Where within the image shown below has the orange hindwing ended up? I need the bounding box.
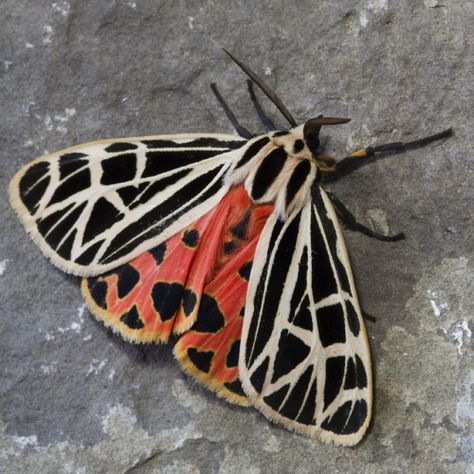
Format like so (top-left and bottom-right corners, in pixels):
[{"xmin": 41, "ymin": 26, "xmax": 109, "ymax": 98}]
[{"xmin": 82, "ymin": 185, "xmax": 273, "ymax": 402}]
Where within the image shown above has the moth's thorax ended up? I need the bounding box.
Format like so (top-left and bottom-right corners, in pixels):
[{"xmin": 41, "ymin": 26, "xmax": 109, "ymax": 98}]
[{"xmin": 225, "ymin": 127, "xmax": 318, "ymax": 219}]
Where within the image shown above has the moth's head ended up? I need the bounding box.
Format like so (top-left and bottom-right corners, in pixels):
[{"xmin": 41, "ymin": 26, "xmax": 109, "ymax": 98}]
[
  {"xmin": 303, "ymin": 115, "xmax": 351, "ymax": 155},
  {"xmin": 272, "ymin": 116, "xmax": 351, "ymax": 171}
]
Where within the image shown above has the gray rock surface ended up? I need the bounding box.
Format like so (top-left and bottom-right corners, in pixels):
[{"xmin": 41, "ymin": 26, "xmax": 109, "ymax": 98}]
[{"xmin": 1, "ymin": 1, "xmax": 472, "ymax": 472}]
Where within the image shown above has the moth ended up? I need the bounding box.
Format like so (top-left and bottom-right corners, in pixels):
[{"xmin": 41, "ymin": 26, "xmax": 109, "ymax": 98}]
[{"xmin": 9, "ymin": 50, "xmax": 452, "ymax": 446}]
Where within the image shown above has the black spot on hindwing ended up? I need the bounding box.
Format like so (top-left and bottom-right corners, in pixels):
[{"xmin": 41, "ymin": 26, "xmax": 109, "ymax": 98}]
[
  {"xmin": 187, "ymin": 348, "xmax": 213, "ymax": 373},
  {"xmin": 182, "ymin": 229, "xmax": 199, "ymax": 247},
  {"xmin": 149, "ymin": 243, "xmax": 166, "ymax": 265},
  {"xmin": 226, "ymin": 340, "xmax": 240, "ymax": 368},
  {"xmin": 224, "ymin": 379, "xmax": 246, "ymax": 397},
  {"xmin": 193, "ymin": 295, "xmax": 224, "ymax": 333},
  {"xmin": 151, "ymin": 282, "xmax": 184, "ymax": 321},
  {"xmin": 116, "ymin": 264, "xmax": 140, "ymax": 298},
  {"xmin": 182, "ymin": 289, "xmax": 197, "ymax": 317},
  {"xmin": 224, "ymin": 241, "xmax": 238, "ymax": 254},
  {"xmin": 120, "ymin": 306, "xmax": 144, "ymax": 329},
  {"xmin": 238, "ymin": 261, "xmax": 252, "ymax": 281},
  {"xmin": 231, "ymin": 210, "xmax": 251, "ymax": 240},
  {"xmin": 87, "ymin": 278, "xmax": 108, "ymax": 309}
]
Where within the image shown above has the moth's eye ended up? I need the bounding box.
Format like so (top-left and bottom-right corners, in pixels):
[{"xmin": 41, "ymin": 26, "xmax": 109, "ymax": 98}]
[
  {"xmin": 305, "ymin": 135, "xmax": 320, "ymax": 154},
  {"xmin": 293, "ymin": 139, "xmax": 305, "ymax": 154}
]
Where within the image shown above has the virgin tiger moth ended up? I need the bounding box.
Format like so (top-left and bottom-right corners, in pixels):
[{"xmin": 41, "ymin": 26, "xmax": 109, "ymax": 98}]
[{"xmin": 8, "ymin": 51, "xmax": 453, "ymax": 446}]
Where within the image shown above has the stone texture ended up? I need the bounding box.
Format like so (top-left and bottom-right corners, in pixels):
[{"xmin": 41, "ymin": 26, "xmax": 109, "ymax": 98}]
[{"xmin": 1, "ymin": 1, "xmax": 472, "ymax": 472}]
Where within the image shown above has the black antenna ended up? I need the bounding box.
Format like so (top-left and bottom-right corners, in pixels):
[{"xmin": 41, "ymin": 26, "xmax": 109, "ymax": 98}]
[
  {"xmin": 223, "ymin": 49, "xmax": 297, "ymax": 127},
  {"xmin": 303, "ymin": 116, "xmax": 351, "ymax": 139}
]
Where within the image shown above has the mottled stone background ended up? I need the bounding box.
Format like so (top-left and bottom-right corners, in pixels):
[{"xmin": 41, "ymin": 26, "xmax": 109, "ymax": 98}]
[{"xmin": 1, "ymin": 1, "xmax": 472, "ymax": 473}]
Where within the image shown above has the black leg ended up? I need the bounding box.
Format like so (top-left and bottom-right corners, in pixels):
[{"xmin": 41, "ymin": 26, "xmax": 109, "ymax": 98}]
[
  {"xmin": 210, "ymin": 83, "xmax": 253, "ymax": 139},
  {"xmin": 246, "ymin": 80, "xmax": 277, "ymax": 131},
  {"xmin": 327, "ymin": 192, "xmax": 405, "ymax": 242},
  {"xmin": 362, "ymin": 311, "xmax": 376, "ymax": 323},
  {"xmin": 322, "ymin": 128, "xmax": 454, "ymax": 182}
]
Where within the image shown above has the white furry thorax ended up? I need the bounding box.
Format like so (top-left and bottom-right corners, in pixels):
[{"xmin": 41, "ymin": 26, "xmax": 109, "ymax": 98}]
[{"xmin": 225, "ymin": 125, "xmax": 318, "ymax": 219}]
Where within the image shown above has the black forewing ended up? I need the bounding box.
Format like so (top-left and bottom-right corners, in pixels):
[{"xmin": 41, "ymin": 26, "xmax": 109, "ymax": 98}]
[
  {"xmin": 9, "ymin": 134, "xmax": 246, "ymax": 276},
  {"xmin": 239, "ymin": 185, "xmax": 372, "ymax": 446}
]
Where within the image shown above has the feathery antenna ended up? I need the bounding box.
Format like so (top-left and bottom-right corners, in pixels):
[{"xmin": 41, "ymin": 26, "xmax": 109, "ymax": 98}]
[{"xmin": 223, "ymin": 49, "xmax": 297, "ymax": 127}]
